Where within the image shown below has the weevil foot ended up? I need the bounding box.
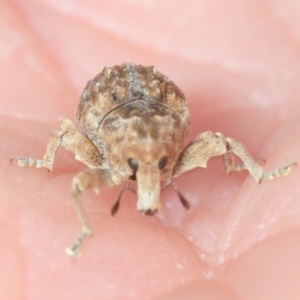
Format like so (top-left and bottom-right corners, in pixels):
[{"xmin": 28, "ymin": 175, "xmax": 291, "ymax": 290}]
[
  {"xmin": 262, "ymin": 162, "xmax": 297, "ymax": 181},
  {"xmin": 66, "ymin": 229, "xmax": 92, "ymax": 260}
]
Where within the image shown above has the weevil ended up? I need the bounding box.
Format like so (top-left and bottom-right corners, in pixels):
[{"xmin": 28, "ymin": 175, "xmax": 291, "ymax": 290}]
[{"xmin": 11, "ymin": 63, "xmax": 295, "ymax": 258}]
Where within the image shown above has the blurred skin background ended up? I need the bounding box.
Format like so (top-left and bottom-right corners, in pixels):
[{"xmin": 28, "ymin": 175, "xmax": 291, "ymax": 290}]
[{"xmin": 1, "ymin": 1, "xmax": 300, "ymax": 299}]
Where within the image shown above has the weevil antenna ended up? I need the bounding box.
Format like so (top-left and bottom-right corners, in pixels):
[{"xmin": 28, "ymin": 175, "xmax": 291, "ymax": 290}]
[
  {"xmin": 111, "ymin": 184, "xmax": 136, "ymax": 216},
  {"xmin": 162, "ymin": 180, "xmax": 190, "ymax": 210}
]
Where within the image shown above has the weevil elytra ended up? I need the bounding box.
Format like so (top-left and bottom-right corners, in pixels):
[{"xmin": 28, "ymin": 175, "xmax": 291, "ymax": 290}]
[{"xmin": 11, "ymin": 63, "xmax": 295, "ymax": 258}]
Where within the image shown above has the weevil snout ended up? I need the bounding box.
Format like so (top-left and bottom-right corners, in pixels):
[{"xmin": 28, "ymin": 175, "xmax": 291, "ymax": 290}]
[
  {"xmin": 124, "ymin": 142, "xmax": 170, "ymax": 215},
  {"xmin": 135, "ymin": 160, "xmax": 162, "ymax": 214}
]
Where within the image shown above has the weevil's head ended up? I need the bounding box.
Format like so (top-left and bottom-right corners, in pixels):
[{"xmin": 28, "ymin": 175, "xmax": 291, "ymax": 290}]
[{"xmin": 100, "ymin": 100, "xmax": 187, "ymax": 215}]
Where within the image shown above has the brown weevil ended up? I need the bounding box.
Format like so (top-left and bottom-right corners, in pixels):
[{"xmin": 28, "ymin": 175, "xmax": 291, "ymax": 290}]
[{"xmin": 11, "ymin": 63, "xmax": 295, "ymax": 258}]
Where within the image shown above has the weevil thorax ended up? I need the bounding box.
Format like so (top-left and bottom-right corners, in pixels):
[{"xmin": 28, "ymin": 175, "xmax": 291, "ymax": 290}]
[{"xmin": 76, "ymin": 63, "xmax": 190, "ymax": 215}]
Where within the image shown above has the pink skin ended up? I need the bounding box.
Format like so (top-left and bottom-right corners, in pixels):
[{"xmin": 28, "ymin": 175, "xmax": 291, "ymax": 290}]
[{"xmin": 1, "ymin": 1, "xmax": 300, "ymax": 299}]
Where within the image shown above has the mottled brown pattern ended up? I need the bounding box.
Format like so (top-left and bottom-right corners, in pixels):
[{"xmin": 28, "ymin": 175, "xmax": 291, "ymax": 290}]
[
  {"xmin": 76, "ymin": 63, "xmax": 190, "ymax": 151},
  {"xmin": 11, "ymin": 63, "xmax": 295, "ymax": 259}
]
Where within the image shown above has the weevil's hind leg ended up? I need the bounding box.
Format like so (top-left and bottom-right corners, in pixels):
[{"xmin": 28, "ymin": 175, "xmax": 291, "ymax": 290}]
[
  {"xmin": 221, "ymin": 133, "xmax": 296, "ymax": 183},
  {"xmin": 66, "ymin": 169, "xmax": 115, "ymax": 259},
  {"xmin": 11, "ymin": 117, "xmax": 104, "ymax": 171}
]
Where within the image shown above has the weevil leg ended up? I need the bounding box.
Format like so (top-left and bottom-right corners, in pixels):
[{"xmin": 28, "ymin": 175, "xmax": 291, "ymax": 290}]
[
  {"xmin": 173, "ymin": 131, "xmax": 295, "ymax": 183},
  {"xmin": 262, "ymin": 163, "xmax": 297, "ymax": 180},
  {"xmin": 11, "ymin": 117, "xmax": 104, "ymax": 171},
  {"xmin": 172, "ymin": 131, "xmax": 228, "ymax": 177},
  {"xmin": 10, "ymin": 130, "xmax": 64, "ymax": 171},
  {"xmin": 221, "ymin": 133, "xmax": 296, "ymax": 182},
  {"xmin": 223, "ymin": 151, "xmax": 265, "ymax": 174},
  {"xmin": 66, "ymin": 169, "xmax": 115, "ymax": 259}
]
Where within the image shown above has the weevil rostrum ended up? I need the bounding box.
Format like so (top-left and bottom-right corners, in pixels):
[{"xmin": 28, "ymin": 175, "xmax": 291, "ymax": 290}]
[{"xmin": 11, "ymin": 63, "xmax": 295, "ymax": 258}]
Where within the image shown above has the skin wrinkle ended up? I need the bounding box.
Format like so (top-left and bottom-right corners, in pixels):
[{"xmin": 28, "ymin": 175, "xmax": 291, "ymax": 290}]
[
  {"xmin": 0, "ymin": 110, "xmax": 53, "ymax": 123},
  {"xmin": 264, "ymin": 0, "xmax": 300, "ymax": 50},
  {"xmin": 218, "ymin": 179, "xmax": 262, "ymax": 256}
]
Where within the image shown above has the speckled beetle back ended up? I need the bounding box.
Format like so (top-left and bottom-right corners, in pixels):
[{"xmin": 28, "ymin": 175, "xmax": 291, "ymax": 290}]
[{"xmin": 76, "ymin": 63, "xmax": 190, "ymax": 148}]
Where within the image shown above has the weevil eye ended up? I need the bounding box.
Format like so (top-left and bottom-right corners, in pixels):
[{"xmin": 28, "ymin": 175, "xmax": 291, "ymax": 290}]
[
  {"xmin": 158, "ymin": 156, "xmax": 168, "ymax": 170},
  {"xmin": 128, "ymin": 158, "xmax": 139, "ymax": 171}
]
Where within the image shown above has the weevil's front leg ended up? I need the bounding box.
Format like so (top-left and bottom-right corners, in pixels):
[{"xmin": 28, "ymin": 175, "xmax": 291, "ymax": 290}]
[
  {"xmin": 11, "ymin": 130, "xmax": 63, "ymax": 171},
  {"xmin": 173, "ymin": 131, "xmax": 295, "ymax": 183},
  {"xmin": 223, "ymin": 152, "xmax": 265, "ymax": 174},
  {"xmin": 66, "ymin": 169, "xmax": 115, "ymax": 259},
  {"xmin": 11, "ymin": 117, "xmax": 103, "ymax": 171},
  {"xmin": 173, "ymin": 131, "xmax": 228, "ymax": 177},
  {"xmin": 220, "ymin": 133, "xmax": 295, "ymax": 182}
]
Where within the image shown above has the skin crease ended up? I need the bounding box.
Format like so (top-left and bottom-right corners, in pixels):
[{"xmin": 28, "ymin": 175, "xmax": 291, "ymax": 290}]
[{"xmin": 1, "ymin": 0, "xmax": 300, "ymax": 299}]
